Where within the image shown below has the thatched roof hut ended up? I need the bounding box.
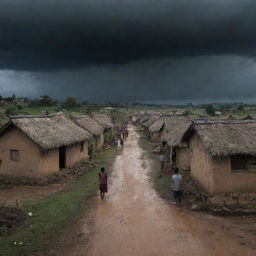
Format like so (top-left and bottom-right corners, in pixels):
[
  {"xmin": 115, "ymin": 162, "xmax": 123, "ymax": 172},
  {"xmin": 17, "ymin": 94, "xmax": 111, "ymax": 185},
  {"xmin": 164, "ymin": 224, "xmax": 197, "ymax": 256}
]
[
  {"xmin": 72, "ymin": 116, "xmax": 104, "ymax": 136},
  {"xmin": 182, "ymin": 120, "xmax": 256, "ymax": 157},
  {"xmin": 143, "ymin": 116, "xmax": 160, "ymax": 128},
  {"xmin": 226, "ymin": 115, "xmax": 236, "ymax": 120},
  {"xmin": 242, "ymin": 115, "xmax": 254, "ymax": 120},
  {"xmin": 0, "ymin": 113, "xmax": 92, "ymax": 150},
  {"xmin": 92, "ymin": 114, "xmax": 113, "ymax": 130}
]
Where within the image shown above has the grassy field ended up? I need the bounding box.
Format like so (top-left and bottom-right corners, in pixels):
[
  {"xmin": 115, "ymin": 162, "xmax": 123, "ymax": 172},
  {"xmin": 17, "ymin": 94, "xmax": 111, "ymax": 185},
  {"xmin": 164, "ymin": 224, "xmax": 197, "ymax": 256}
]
[{"xmin": 0, "ymin": 148, "xmax": 117, "ymax": 256}]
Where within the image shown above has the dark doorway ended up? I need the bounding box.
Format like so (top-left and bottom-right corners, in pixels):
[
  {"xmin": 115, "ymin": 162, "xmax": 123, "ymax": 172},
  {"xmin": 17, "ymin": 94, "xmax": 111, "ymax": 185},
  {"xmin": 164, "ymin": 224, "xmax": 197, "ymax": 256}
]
[{"xmin": 59, "ymin": 146, "xmax": 66, "ymax": 169}]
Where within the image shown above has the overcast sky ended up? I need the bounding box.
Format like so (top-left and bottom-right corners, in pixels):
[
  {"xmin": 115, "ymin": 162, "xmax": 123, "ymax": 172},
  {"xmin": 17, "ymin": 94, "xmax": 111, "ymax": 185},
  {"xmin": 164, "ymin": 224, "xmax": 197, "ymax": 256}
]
[{"xmin": 1, "ymin": 0, "xmax": 256, "ymax": 103}]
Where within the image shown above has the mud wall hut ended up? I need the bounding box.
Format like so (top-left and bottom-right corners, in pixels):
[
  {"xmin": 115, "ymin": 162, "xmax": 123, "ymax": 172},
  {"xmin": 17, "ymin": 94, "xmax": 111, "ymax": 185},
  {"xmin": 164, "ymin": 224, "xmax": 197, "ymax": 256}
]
[
  {"xmin": 0, "ymin": 113, "xmax": 92, "ymax": 178},
  {"xmin": 161, "ymin": 120, "xmax": 192, "ymax": 171},
  {"xmin": 73, "ymin": 116, "xmax": 105, "ymax": 150},
  {"xmin": 182, "ymin": 120, "xmax": 256, "ymax": 194},
  {"xmin": 92, "ymin": 114, "xmax": 114, "ymax": 144}
]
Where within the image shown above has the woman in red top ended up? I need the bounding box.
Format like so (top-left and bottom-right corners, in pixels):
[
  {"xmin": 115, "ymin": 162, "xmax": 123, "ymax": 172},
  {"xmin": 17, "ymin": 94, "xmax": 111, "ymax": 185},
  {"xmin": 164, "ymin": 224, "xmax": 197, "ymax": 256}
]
[{"xmin": 98, "ymin": 167, "xmax": 108, "ymax": 199}]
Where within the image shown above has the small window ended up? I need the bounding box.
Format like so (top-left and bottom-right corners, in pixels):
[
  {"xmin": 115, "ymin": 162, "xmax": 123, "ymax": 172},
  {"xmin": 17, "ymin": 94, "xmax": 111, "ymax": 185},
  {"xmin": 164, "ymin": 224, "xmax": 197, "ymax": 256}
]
[
  {"xmin": 10, "ymin": 150, "xmax": 19, "ymax": 162},
  {"xmin": 80, "ymin": 142, "xmax": 84, "ymax": 152},
  {"xmin": 231, "ymin": 155, "xmax": 256, "ymax": 172}
]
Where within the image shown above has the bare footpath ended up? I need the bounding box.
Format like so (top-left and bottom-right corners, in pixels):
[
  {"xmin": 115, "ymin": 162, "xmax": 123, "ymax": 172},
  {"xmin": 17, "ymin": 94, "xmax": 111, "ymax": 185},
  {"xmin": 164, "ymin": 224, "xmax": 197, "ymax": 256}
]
[{"xmin": 44, "ymin": 126, "xmax": 255, "ymax": 256}]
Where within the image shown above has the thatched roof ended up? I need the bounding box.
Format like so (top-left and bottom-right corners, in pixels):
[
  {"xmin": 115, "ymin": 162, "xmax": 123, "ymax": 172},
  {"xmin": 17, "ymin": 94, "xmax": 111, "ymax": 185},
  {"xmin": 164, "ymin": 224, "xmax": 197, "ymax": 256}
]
[
  {"xmin": 149, "ymin": 117, "xmax": 165, "ymax": 133},
  {"xmin": 226, "ymin": 115, "xmax": 236, "ymax": 120},
  {"xmin": 183, "ymin": 120, "xmax": 256, "ymax": 157},
  {"xmin": 72, "ymin": 116, "xmax": 104, "ymax": 136},
  {"xmin": 92, "ymin": 114, "xmax": 113, "ymax": 129},
  {"xmin": 139, "ymin": 115, "xmax": 150, "ymax": 124},
  {"xmin": 162, "ymin": 121, "xmax": 192, "ymax": 147},
  {"xmin": 163, "ymin": 116, "xmax": 191, "ymax": 133},
  {"xmin": 0, "ymin": 113, "xmax": 92, "ymax": 150},
  {"xmin": 242, "ymin": 115, "xmax": 254, "ymax": 120},
  {"xmin": 143, "ymin": 116, "xmax": 161, "ymax": 128}
]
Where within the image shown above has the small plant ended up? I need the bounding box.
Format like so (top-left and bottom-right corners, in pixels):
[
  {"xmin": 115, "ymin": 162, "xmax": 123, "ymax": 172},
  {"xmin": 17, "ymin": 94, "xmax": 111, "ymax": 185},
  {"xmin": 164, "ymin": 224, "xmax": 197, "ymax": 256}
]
[
  {"xmin": 200, "ymin": 203, "xmax": 209, "ymax": 212},
  {"xmin": 0, "ymin": 225, "xmax": 7, "ymax": 236}
]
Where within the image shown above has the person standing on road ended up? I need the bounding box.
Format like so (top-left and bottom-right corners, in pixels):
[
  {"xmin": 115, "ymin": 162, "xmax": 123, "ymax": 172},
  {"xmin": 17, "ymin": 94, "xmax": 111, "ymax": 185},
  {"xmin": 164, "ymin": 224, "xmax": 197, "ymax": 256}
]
[
  {"xmin": 171, "ymin": 167, "xmax": 182, "ymax": 205},
  {"xmin": 98, "ymin": 167, "xmax": 108, "ymax": 199},
  {"xmin": 120, "ymin": 137, "xmax": 124, "ymax": 150}
]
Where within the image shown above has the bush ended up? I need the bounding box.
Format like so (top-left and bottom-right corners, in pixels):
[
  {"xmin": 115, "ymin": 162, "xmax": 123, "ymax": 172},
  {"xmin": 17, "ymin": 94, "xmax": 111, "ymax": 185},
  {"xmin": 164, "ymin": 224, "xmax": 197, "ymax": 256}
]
[
  {"xmin": 205, "ymin": 105, "xmax": 215, "ymax": 116},
  {"xmin": 5, "ymin": 106, "xmax": 18, "ymax": 116}
]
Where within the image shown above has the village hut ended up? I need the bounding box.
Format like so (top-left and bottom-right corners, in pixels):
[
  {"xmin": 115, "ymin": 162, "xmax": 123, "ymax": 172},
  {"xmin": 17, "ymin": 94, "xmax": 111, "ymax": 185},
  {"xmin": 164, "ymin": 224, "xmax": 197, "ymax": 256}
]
[
  {"xmin": 92, "ymin": 114, "xmax": 114, "ymax": 144},
  {"xmin": 148, "ymin": 117, "xmax": 165, "ymax": 141},
  {"xmin": 180, "ymin": 120, "xmax": 256, "ymax": 194},
  {"xmin": 92, "ymin": 114, "xmax": 113, "ymax": 130},
  {"xmin": 242, "ymin": 115, "xmax": 254, "ymax": 120},
  {"xmin": 0, "ymin": 113, "xmax": 92, "ymax": 178},
  {"xmin": 142, "ymin": 116, "xmax": 161, "ymax": 138},
  {"xmin": 72, "ymin": 116, "xmax": 105, "ymax": 150},
  {"xmin": 226, "ymin": 115, "xmax": 236, "ymax": 120},
  {"xmin": 161, "ymin": 121, "xmax": 192, "ymax": 171}
]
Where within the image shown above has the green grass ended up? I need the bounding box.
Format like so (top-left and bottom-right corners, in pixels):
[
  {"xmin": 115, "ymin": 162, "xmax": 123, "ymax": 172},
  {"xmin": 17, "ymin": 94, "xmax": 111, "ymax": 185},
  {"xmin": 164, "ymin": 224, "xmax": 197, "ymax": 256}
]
[
  {"xmin": 137, "ymin": 134, "xmax": 157, "ymax": 160},
  {"xmin": 138, "ymin": 133, "xmax": 172, "ymax": 201},
  {"xmin": 0, "ymin": 148, "xmax": 117, "ymax": 256},
  {"xmin": 150, "ymin": 172, "xmax": 172, "ymax": 201}
]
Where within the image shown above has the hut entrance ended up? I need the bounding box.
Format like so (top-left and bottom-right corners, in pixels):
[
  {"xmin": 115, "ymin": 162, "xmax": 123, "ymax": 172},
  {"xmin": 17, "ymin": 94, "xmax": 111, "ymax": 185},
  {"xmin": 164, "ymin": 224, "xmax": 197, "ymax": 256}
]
[{"xmin": 59, "ymin": 146, "xmax": 66, "ymax": 169}]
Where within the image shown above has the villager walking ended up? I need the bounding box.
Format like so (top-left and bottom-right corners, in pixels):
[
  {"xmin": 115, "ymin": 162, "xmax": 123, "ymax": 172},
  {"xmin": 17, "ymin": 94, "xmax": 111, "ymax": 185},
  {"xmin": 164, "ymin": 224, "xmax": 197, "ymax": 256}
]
[
  {"xmin": 159, "ymin": 141, "xmax": 168, "ymax": 172},
  {"xmin": 116, "ymin": 138, "xmax": 122, "ymax": 151},
  {"xmin": 98, "ymin": 167, "xmax": 108, "ymax": 199},
  {"xmin": 171, "ymin": 167, "xmax": 182, "ymax": 205}
]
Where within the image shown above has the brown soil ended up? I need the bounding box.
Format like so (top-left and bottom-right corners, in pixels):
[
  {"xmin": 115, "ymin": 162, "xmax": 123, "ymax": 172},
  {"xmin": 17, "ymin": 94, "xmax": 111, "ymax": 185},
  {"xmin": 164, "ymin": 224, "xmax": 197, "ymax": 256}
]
[
  {"xmin": 41, "ymin": 126, "xmax": 256, "ymax": 256},
  {"xmin": 0, "ymin": 206, "xmax": 26, "ymax": 232},
  {"xmin": 0, "ymin": 184, "xmax": 62, "ymax": 207}
]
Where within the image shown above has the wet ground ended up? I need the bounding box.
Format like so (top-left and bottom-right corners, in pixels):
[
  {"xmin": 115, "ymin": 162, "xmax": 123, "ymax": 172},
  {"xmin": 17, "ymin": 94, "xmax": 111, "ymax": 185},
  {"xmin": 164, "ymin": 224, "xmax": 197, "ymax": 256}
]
[{"xmin": 45, "ymin": 126, "xmax": 255, "ymax": 256}]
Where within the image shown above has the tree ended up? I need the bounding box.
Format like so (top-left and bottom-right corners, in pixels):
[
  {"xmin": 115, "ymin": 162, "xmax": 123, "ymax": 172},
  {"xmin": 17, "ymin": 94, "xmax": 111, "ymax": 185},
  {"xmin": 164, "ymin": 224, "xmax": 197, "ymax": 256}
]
[
  {"xmin": 62, "ymin": 97, "xmax": 79, "ymax": 109},
  {"xmin": 237, "ymin": 105, "xmax": 245, "ymax": 112},
  {"xmin": 39, "ymin": 95, "xmax": 51, "ymax": 106},
  {"xmin": 183, "ymin": 110, "xmax": 191, "ymax": 116},
  {"xmin": 205, "ymin": 105, "xmax": 215, "ymax": 116}
]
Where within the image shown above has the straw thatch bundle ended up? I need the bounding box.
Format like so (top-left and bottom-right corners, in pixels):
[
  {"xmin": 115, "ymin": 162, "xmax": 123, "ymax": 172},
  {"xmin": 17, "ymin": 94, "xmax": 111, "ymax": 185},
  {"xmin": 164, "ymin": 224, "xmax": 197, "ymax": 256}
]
[
  {"xmin": 183, "ymin": 120, "xmax": 256, "ymax": 157},
  {"xmin": 162, "ymin": 121, "xmax": 192, "ymax": 147},
  {"xmin": 73, "ymin": 116, "xmax": 104, "ymax": 136},
  {"xmin": 0, "ymin": 113, "xmax": 92, "ymax": 150},
  {"xmin": 92, "ymin": 114, "xmax": 113, "ymax": 129}
]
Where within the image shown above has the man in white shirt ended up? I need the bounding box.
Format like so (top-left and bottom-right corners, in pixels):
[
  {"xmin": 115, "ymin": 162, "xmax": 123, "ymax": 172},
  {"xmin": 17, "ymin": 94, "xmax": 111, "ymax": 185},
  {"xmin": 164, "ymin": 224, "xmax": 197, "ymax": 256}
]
[{"xmin": 171, "ymin": 167, "xmax": 182, "ymax": 205}]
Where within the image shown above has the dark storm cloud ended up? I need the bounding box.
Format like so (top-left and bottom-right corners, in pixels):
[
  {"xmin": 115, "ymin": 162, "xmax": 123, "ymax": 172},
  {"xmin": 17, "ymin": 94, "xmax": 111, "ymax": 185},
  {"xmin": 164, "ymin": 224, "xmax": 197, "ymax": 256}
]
[
  {"xmin": 1, "ymin": 0, "xmax": 256, "ymax": 70},
  {"xmin": 2, "ymin": 55, "xmax": 256, "ymax": 103}
]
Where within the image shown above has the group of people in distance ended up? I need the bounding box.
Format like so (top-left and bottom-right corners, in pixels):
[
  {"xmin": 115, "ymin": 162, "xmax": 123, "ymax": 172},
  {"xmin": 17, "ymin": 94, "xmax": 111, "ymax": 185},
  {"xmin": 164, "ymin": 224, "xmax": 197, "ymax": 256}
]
[
  {"xmin": 115, "ymin": 125, "xmax": 129, "ymax": 151},
  {"xmin": 159, "ymin": 141, "xmax": 182, "ymax": 206}
]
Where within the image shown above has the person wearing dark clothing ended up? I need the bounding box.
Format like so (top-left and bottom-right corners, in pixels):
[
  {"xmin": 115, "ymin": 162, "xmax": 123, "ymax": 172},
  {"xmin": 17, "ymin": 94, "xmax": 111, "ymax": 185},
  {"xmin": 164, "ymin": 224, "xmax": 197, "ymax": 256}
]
[{"xmin": 98, "ymin": 167, "xmax": 108, "ymax": 199}]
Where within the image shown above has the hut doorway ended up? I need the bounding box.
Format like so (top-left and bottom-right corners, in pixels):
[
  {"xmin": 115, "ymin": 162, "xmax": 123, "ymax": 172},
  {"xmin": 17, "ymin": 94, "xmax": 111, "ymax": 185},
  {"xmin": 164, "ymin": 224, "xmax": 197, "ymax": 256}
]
[{"xmin": 59, "ymin": 146, "xmax": 66, "ymax": 169}]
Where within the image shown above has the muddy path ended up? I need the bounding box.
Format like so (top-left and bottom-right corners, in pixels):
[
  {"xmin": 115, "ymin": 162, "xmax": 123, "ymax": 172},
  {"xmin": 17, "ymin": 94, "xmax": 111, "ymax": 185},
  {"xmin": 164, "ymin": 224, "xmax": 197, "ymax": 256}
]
[{"xmin": 46, "ymin": 126, "xmax": 255, "ymax": 256}]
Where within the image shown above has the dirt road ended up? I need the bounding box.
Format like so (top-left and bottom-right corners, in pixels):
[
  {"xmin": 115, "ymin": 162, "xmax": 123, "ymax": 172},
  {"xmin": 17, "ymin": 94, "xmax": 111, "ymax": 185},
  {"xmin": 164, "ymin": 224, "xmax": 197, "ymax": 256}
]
[{"xmin": 49, "ymin": 126, "xmax": 255, "ymax": 256}]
